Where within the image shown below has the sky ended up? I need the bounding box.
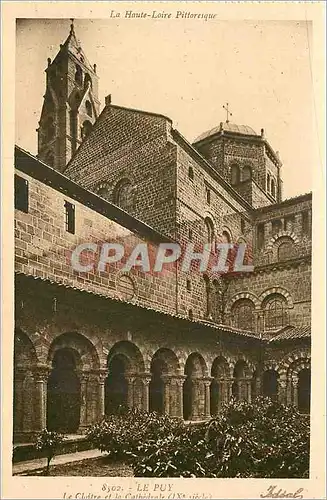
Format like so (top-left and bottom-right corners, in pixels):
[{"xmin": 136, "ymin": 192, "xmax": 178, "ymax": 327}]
[{"xmin": 16, "ymin": 18, "xmax": 315, "ymax": 198}]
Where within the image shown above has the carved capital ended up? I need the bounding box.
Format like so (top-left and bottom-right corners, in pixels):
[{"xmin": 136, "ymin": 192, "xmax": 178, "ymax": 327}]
[
  {"xmin": 170, "ymin": 375, "xmax": 187, "ymax": 387},
  {"xmin": 33, "ymin": 364, "xmax": 50, "ymax": 382},
  {"xmin": 96, "ymin": 369, "xmax": 108, "ymax": 384}
]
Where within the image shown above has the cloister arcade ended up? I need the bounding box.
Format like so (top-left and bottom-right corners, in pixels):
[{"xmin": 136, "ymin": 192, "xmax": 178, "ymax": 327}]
[{"xmin": 13, "ymin": 329, "xmax": 311, "ymax": 440}]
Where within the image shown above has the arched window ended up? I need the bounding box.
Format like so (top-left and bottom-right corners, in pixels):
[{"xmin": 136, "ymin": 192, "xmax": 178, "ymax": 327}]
[
  {"xmin": 271, "ymin": 178, "xmax": 276, "ymax": 198},
  {"xmin": 114, "ymin": 179, "xmax": 134, "ymax": 211},
  {"xmin": 277, "ymin": 239, "xmax": 294, "ymax": 262},
  {"xmin": 84, "ymin": 73, "xmax": 92, "ymax": 89},
  {"xmin": 188, "ymin": 166, "xmax": 194, "ymax": 180},
  {"xmin": 267, "ymin": 173, "xmax": 271, "ymax": 192},
  {"xmin": 81, "ymin": 120, "xmax": 92, "ymax": 140},
  {"xmin": 221, "ymin": 230, "xmax": 231, "ymax": 244},
  {"xmin": 231, "ymin": 299, "xmax": 255, "ymax": 331},
  {"xmin": 257, "ymin": 223, "xmax": 264, "ymax": 250},
  {"xmin": 264, "ymin": 294, "xmax": 288, "ymax": 329},
  {"xmin": 85, "ymin": 100, "xmax": 92, "ymax": 117},
  {"xmin": 242, "ymin": 165, "xmax": 252, "ymax": 182},
  {"xmin": 231, "ymin": 164, "xmax": 240, "ymax": 185},
  {"xmin": 75, "ymin": 65, "xmax": 83, "ymax": 85},
  {"xmin": 204, "ymin": 217, "xmax": 215, "ymax": 245}
]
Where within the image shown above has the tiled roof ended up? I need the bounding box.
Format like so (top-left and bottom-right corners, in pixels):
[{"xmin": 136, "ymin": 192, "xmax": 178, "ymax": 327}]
[
  {"xmin": 194, "ymin": 122, "xmax": 257, "ymax": 143},
  {"xmin": 268, "ymin": 325, "xmax": 311, "ymax": 342},
  {"xmin": 15, "ymin": 272, "xmax": 260, "ymax": 340}
]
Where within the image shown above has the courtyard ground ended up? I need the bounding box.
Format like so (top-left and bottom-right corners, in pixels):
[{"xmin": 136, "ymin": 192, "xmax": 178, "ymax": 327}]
[{"xmin": 13, "ymin": 449, "xmax": 133, "ymax": 477}]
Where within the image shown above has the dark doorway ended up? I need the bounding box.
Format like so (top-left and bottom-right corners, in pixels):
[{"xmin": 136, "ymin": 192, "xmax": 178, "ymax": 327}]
[
  {"xmin": 183, "ymin": 377, "xmax": 193, "ymax": 420},
  {"xmin": 210, "ymin": 380, "xmax": 219, "ymax": 416},
  {"xmin": 232, "ymin": 380, "xmax": 239, "ymax": 399},
  {"xmin": 47, "ymin": 349, "xmax": 81, "ymax": 433},
  {"xmin": 149, "ymin": 358, "xmax": 165, "ymax": 414},
  {"xmin": 263, "ymin": 370, "xmax": 278, "ymax": 400},
  {"xmin": 105, "ymin": 355, "xmax": 128, "ymax": 414},
  {"xmin": 298, "ymin": 369, "xmax": 311, "ymax": 414}
]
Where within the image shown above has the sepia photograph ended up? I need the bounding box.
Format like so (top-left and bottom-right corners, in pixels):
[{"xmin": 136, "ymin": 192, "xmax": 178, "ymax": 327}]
[{"xmin": 1, "ymin": 2, "xmax": 326, "ymax": 499}]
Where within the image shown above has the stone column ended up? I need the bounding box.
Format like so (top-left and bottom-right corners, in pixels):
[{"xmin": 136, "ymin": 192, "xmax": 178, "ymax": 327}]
[
  {"xmin": 98, "ymin": 371, "xmax": 107, "ymax": 419},
  {"xmin": 278, "ymin": 374, "xmax": 287, "ymax": 405},
  {"xmin": 140, "ymin": 373, "xmax": 151, "ymax": 412},
  {"xmin": 162, "ymin": 376, "xmax": 171, "ymax": 415},
  {"xmin": 174, "ymin": 375, "xmax": 186, "ymax": 418},
  {"xmin": 126, "ymin": 376, "xmax": 135, "ymax": 409},
  {"xmin": 34, "ymin": 365, "xmax": 50, "ymax": 432},
  {"xmin": 204, "ymin": 378, "xmax": 212, "ymax": 419},
  {"xmin": 190, "ymin": 377, "xmax": 199, "ymax": 420},
  {"xmin": 78, "ymin": 372, "xmax": 90, "ymax": 432},
  {"xmin": 226, "ymin": 380, "xmax": 233, "ymax": 401},
  {"xmin": 246, "ymin": 380, "xmax": 252, "ymax": 402},
  {"xmin": 236, "ymin": 379, "xmax": 243, "ymax": 400},
  {"xmin": 291, "ymin": 374, "xmax": 299, "ymax": 408}
]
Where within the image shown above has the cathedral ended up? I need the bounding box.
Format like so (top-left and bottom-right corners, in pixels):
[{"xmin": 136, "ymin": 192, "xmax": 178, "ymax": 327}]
[{"xmin": 14, "ymin": 22, "xmax": 311, "ymax": 441}]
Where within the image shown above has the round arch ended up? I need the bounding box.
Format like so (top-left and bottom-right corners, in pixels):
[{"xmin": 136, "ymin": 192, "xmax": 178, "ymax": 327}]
[
  {"xmin": 183, "ymin": 352, "xmax": 208, "ymax": 420},
  {"xmin": 113, "ymin": 178, "xmax": 135, "ymax": 211},
  {"xmin": 47, "ymin": 332, "xmax": 100, "ymax": 371},
  {"xmin": 266, "ymin": 231, "xmax": 299, "ymax": 251},
  {"xmin": 13, "ymin": 329, "xmax": 39, "ymax": 437},
  {"xmin": 278, "ymin": 348, "xmax": 310, "ymax": 375},
  {"xmin": 14, "ymin": 329, "xmax": 38, "ymax": 368},
  {"xmin": 107, "ymin": 340, "xmax": 145, "ymax": 374},
  {"xmin": 226, "ymin": 292, "xmax": 261, "ymax": 315},
  {"xmin": 259, "ymin": 287, "xmax": 294, "ymax": 309}
]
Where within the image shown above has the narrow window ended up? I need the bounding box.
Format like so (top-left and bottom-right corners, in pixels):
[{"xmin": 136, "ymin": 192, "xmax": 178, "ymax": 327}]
[
  {"xmin": 257, "ymin": 223, "xmax": 264, "ymax": 250},
  {"xmin": 267, "ymin": 173, "xmax": 271, "ymax": 192},
  {"xmin": 75, "ymin": 65, "xmax": 83, "ymax": 86},
  {"xmin": 188, "ymin": 228, "xmax": 193, "ymax": 241},
  {"xmin": 84, "ymin": 73, "xmax": 92, "ymax": 89},
  {"xmin": 65, "ymin": 201, "xmax": 75, "ymax": 234},
  {"xmin": 85, "ymin": 100, "xmax": 92, "ymax": 117},
  {"xmin": 231, "ymin": 164, "xmax": 240, "ymax": 185},
  {"xmin": 188, "ymin": 166, "xmax": 194, "ymax": 181},
  {"xmin": 14, "ymin": 175, "xmax": 29, "ymax": 213},
  {"xmin": 188, "ymin": 309, "xmax": 193, "ymax": 320},
  {"xmin": 241, "ymin": 219, "xmax": 245, "ymax": 234},
  {"xmin": 186, "ymin": 279, "xmax": 191, "ymax": 291},
  {"xmin": 206, "ymin": 187, "xmax": 211, "ymax": 204}
]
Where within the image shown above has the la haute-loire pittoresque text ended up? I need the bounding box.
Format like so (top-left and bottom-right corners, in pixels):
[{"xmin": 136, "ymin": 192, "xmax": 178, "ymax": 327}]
[{"xmin": 110, "ymin": 10, "xmax": 217, "ymax": 21}]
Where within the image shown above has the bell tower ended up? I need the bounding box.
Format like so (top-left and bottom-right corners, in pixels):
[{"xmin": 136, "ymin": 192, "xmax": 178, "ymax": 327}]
[{"xmin": 37, "ymin": 20, "xmax": 100, "ymax": 172}]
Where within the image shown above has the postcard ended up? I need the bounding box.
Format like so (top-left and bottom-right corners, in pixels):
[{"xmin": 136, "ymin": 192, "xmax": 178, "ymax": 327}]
[{"xmin": 1, "ymin": 2, "xmax": 326, "ymax": 499}]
